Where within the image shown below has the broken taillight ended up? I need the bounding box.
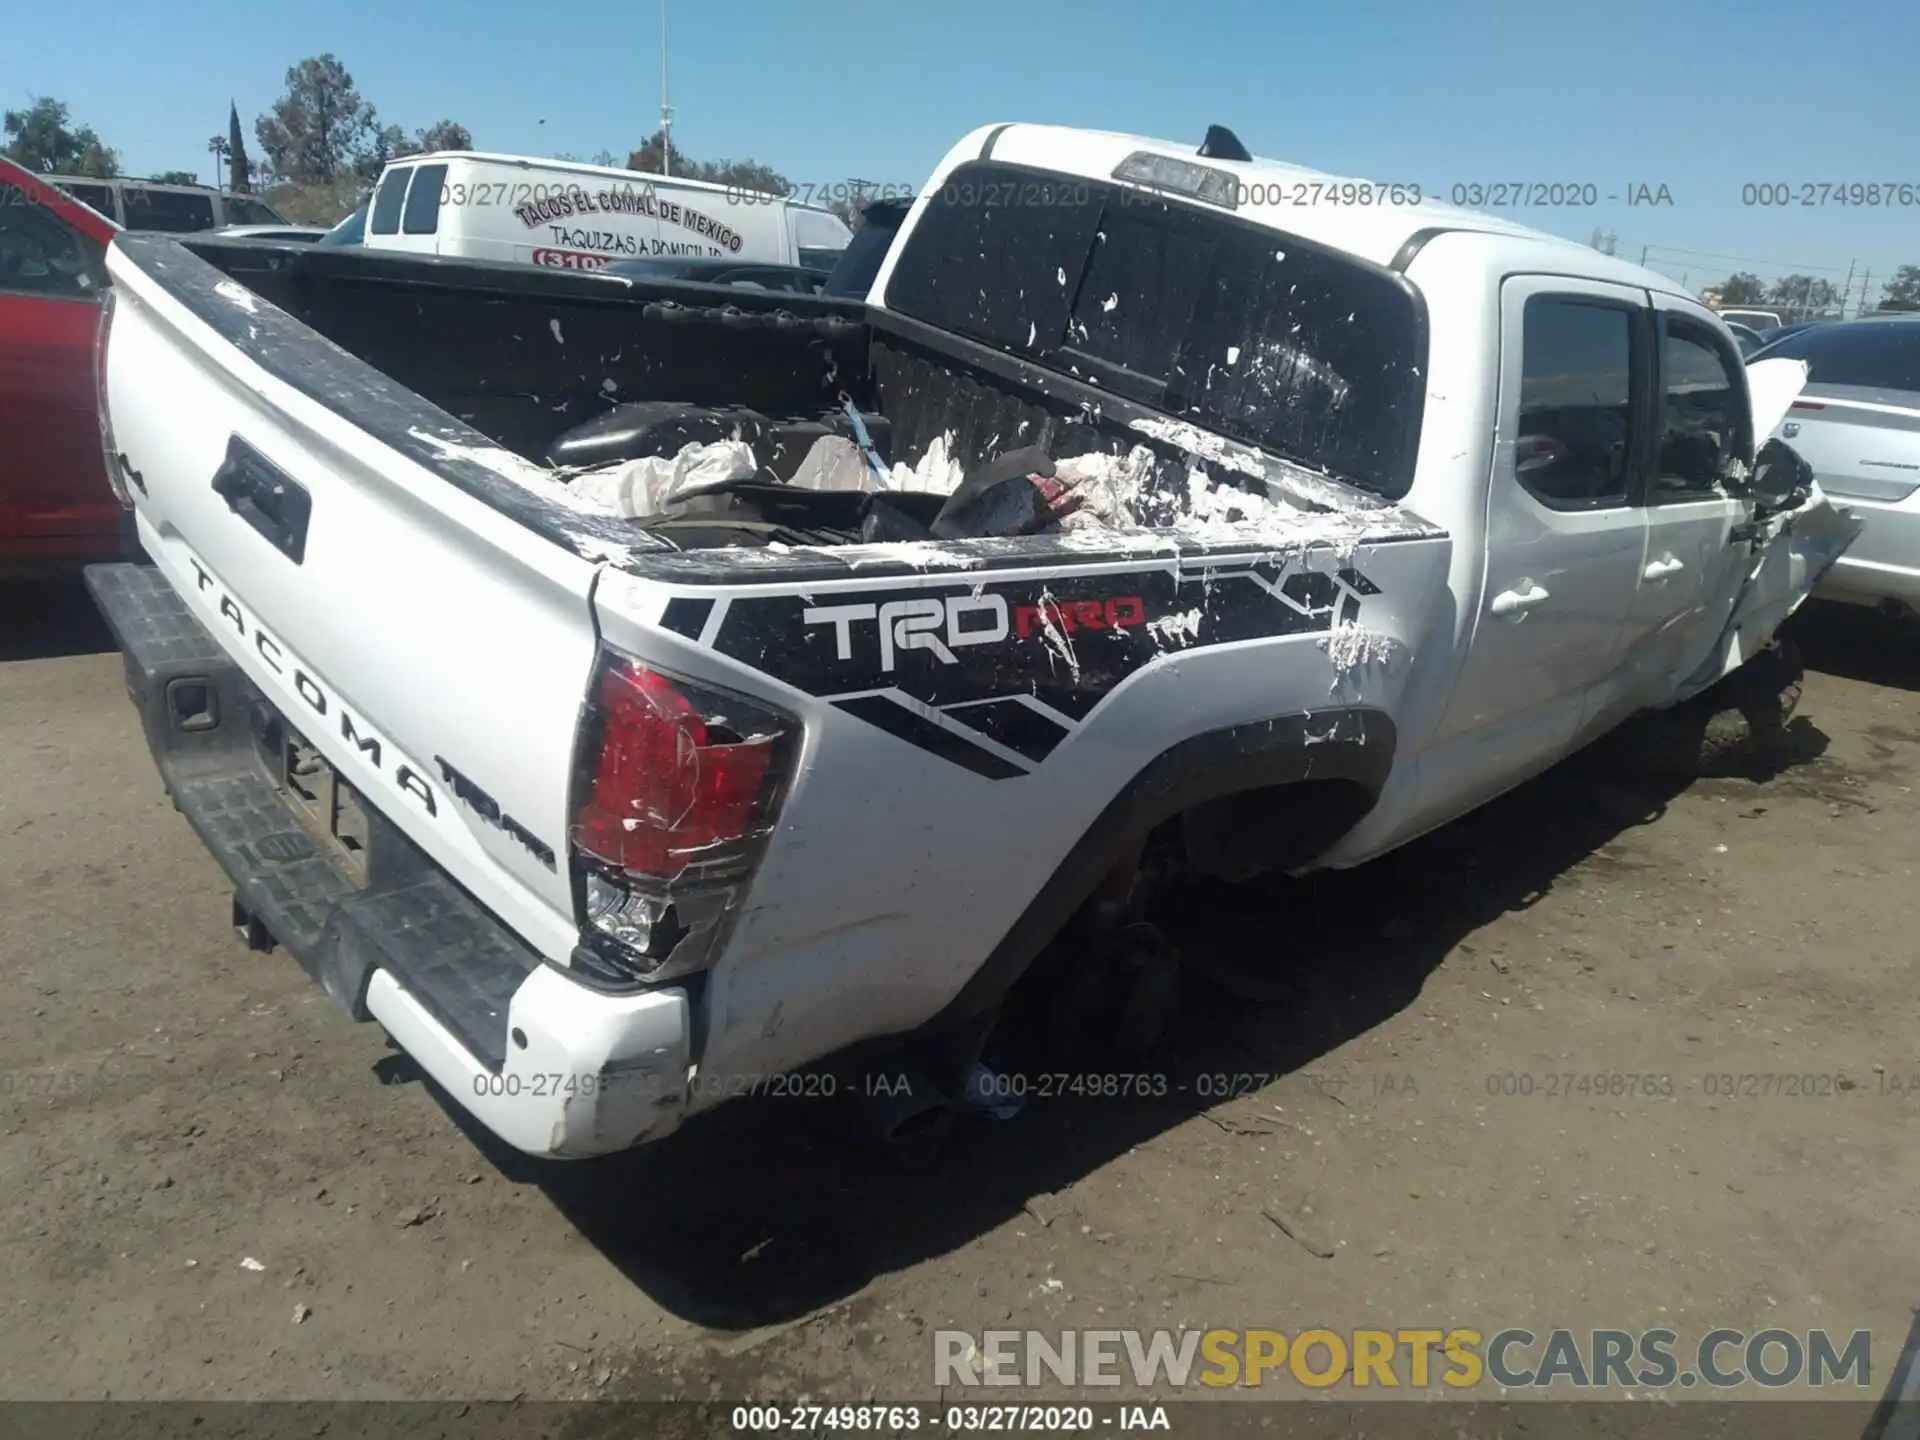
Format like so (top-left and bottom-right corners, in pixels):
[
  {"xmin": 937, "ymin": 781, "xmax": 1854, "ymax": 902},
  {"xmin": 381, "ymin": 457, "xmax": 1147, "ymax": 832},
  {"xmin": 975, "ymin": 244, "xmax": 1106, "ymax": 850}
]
[{"xmin": 569, "ymin": 654, "xmax": 797, "ymax": 985}]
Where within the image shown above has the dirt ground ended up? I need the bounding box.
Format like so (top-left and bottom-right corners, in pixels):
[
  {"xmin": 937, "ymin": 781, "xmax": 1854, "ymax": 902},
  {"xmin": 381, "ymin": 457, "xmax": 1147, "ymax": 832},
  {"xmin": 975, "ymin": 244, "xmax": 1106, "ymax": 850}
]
[{"xmin": 2, "ymin": 579, "xmax": 1917, "ymax": 1413}]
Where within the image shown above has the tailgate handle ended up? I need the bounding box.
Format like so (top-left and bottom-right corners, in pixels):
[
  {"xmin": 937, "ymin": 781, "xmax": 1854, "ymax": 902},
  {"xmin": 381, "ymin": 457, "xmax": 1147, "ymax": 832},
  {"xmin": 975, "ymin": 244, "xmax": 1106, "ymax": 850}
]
[{"xmin": 211, "ymin": 436, "xmax": 311, "ymax": 564}]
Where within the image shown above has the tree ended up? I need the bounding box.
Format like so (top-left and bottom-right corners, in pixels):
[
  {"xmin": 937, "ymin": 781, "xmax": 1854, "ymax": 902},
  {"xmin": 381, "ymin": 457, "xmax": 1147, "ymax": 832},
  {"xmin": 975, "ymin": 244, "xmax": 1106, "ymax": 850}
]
[
  {"xmin": 207, "ymin": 135, "xmax": 229, "ymax": 189},
  {"xmin": 623, "ymin": 130, "xmax": 791, "ymax": 197},
  {"xmin": 625, "ymin": 129, "xmax": 693, "ymax": 177},
  {"xmin": 354, "ymin": 123, "xmax": 409, "ymax": 183},
  {"xmin": 151, "ymin": 170, "xmax": 199, "ymax": 185},
  {"xmin": 414, "ymin": 120, "xmax": 472, "ymax": 154},
  {"xmin": 1718, "ymin": 272, "xmax": 1767, "ymax": 305},
  {"xmin": 228, "ymin": 102, "xmax": 253, "ymax": 193},
  {"xmin": 2, "ymin": 96, "xmax": 119, "ymax": 176},
  {"xmin": 253, "ymin": 54, "xmax": 377, "ymax": 185},
  {"xmin": 1767, "ymin": 274, "xmax": 1837, "ymax": 314},
  {"xmin": 1880, "ymin": 265, "xmax": 1920, "ymax": 313}
]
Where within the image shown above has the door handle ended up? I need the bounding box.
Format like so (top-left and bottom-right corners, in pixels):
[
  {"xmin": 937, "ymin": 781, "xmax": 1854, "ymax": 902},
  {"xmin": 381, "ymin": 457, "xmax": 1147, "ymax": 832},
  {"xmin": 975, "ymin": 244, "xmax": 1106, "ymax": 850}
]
[
  {"xmin": 1642, "ymin": 556, "xmax": 1686, "ymax": 581},
  {"xmin": 1490, "ymin": 581, "xmax": 1551, "ymax": 619},
  {"xmin": 211, "ymin": 435, "xmax": 311, "ymax": 564}
]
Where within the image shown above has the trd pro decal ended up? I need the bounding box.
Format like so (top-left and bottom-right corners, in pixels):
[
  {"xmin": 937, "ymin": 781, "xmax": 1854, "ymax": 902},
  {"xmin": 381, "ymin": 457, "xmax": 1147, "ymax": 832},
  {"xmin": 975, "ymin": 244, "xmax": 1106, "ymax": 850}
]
[{"xmin": 661, "ymin": 561, "xmax": 1379, "ymax": 780}]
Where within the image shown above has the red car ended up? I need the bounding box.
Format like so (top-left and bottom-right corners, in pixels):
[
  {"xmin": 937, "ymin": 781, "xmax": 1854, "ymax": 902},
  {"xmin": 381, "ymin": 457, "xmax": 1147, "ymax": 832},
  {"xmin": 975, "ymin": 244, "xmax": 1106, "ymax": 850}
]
[{"xmin": 0, "ymin": 157, "xmax": 126, "ymax": 573}]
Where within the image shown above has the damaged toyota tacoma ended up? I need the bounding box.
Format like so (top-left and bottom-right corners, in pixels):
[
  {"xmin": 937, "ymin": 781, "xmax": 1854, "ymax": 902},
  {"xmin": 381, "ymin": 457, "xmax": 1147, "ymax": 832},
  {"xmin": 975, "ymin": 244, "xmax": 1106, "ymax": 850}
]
[{"xmin": 84, "ymin": 122, "xmax": 1857, "ymax": 1158}]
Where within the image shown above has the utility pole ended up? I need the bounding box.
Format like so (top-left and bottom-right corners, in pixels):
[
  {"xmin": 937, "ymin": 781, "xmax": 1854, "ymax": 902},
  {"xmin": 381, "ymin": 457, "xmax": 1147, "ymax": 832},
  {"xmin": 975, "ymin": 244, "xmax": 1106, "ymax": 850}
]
[
  {"xmin": 1841, "ymin": 260, "xmax": 1856, "ymax": 317},
  {"xmin": 1640, "ymin": 243, "xmax": 1650, "ymax": 265},
  {"xmin": 659, "ymin": 0, "xmax": 673, "ymax": 177},
  {"xmin": 1859, "ymin": 268, "xmax": 1873, "ymax": 315}
]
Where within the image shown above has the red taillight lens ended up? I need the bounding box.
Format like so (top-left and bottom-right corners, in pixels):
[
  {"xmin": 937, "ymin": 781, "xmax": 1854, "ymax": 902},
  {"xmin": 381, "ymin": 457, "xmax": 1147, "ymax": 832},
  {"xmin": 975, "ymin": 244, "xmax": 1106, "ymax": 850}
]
[{"xmin": 572, "ymin": 658, "xmax": 787, "ymax": 881}]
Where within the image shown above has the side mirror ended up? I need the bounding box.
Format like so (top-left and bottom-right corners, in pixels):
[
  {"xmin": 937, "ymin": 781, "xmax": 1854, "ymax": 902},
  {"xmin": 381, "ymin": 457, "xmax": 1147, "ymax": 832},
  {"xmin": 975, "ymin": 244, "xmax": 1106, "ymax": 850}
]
[{"xmin": 1747, "ymin": 437, "xmax": 1815, "ymax": 513}]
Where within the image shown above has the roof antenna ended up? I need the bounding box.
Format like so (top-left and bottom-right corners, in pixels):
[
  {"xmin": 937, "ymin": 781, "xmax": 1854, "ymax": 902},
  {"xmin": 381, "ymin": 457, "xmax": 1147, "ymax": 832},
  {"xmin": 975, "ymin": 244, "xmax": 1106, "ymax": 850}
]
[{"xmin": 1199, "ymin": 125, "xmax": 1251, "ymax": 163}]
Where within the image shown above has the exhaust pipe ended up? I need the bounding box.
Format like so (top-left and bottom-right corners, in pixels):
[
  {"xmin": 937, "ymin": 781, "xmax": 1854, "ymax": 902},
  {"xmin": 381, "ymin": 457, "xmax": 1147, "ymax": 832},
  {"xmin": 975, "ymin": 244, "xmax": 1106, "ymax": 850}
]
[{"xmin": 860, "ymin": 1063, "xmax": 954, "ymax": 1147}]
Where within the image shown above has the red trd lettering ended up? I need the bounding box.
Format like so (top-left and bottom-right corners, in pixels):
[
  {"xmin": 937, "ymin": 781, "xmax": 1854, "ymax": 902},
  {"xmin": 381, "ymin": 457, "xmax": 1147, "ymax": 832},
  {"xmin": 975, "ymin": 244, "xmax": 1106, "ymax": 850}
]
[{"xmin": 1013, "ymin": 596, "xmax": 1148, "ymax": 640}]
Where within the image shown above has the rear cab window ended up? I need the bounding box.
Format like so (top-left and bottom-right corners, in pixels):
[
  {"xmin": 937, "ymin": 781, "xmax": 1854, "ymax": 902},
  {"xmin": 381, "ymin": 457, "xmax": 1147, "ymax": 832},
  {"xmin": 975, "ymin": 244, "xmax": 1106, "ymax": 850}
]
[
  {"xmin": 882, "ymin": 160, "xmax": 1426, "ymax": 499},
  {"xmin": 369, "ymin": 166, "xmax": 413, "ymax": 235},
  {"xmin": 57, "ymin": 181, "xmax": 117, "ymax": 221}
]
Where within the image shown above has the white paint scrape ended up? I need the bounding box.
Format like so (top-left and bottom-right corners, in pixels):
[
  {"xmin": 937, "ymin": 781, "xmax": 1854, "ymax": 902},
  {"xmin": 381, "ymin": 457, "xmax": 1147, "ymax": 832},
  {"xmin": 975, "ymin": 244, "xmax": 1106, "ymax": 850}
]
[
  {"xmin": 214, "ymin": 280, "xmax": 259, "ymax": 314},
  {"xmin": 407, "ymin": 429, "xmax": 617, "ymax": 515}
]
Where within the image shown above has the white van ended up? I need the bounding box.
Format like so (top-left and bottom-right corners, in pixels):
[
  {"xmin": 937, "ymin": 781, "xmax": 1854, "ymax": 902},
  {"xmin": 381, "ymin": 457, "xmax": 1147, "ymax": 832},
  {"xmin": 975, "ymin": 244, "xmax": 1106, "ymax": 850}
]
[{"xmin": 357, "ymin": 151, "xmax": 854, "ymax": 272}]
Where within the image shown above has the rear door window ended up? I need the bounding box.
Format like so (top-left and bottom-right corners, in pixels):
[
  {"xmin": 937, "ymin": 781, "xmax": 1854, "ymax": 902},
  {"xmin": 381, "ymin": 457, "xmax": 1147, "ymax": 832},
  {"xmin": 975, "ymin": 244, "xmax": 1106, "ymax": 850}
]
[
  {"xmin": 224, "ymin": 195, "xmax": 286, "ymax": 226},
  {"xmin": 121, "ymin": 187, "xmax": 216, "ymax": 232},
  {"xmin": 883, "ymin": 160, "xmax": 1426, "ymax": 498},
  {"xmin": 401, "ymin": 162, "xmax": 446, "ymax": 235},
  {"xmin": 1515, "ymin": 297, "xmax": 1639, "ymax": 507},
  {"xmin": 369, "ymin": 167, "xmax": 412, "ymax": 235}
]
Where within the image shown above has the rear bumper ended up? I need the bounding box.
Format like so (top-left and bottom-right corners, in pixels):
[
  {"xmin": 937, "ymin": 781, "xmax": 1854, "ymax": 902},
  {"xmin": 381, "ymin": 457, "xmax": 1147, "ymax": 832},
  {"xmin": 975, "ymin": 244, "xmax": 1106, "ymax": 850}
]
[
  {"xmin": 1816, "ymin": 497, "xmax": 1920, "ymax": 611},
  {"xmin": 84, "ymin": 562, "xmax": 691, "ymax": 1158}
]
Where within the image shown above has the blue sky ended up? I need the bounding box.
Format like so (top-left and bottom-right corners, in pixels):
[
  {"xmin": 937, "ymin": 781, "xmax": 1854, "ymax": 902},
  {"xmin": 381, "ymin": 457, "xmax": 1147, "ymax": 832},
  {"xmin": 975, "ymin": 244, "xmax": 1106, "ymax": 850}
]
[{"xmin": 10, "ymin": 0, "xmax": 1918, "ymax": 300}]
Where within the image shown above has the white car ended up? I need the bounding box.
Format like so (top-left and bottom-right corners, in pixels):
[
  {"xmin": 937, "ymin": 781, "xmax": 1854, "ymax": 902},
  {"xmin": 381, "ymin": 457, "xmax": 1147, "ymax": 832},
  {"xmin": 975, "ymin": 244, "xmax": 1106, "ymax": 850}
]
[
  {"xmin": 1753, "ymin": 316, "xmax": 1920, "ymax": 615},
  {"xmin": 212, "ymin": 224, "xmax": 329, "ymax": 244},
  {"xmin": 86, "ymin": 122, "xmax": 1854, "ymax": 1159}
]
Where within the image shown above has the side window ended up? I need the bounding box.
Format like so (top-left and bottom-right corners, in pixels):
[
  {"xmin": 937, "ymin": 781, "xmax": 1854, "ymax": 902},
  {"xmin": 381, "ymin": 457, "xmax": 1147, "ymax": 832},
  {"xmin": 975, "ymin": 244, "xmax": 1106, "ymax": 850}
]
[
  {"xmin": 1657, "ymin": 319, "xmax": 1749, "ymax": 498},
  {"xmin": 122, "ymin": 187, "xmax": 216, "ymax": 232},
  {"xmin": 369, "ymin": 167, "xmax": 412, "ymax": 235},
  {"xmin": 0, "ymin": 182, "xmax": 106, "ymax": 301},
  {"xmin": 60, "ymin": 182, "xmax": 117, "ymax": 220},
  {"xmin": 401, "ymin": 163, "xmax": 446, "ymax": 235},
  {"xmin": 1516, "ymin": 296, "xmax": 1638, "ymax": 507}
]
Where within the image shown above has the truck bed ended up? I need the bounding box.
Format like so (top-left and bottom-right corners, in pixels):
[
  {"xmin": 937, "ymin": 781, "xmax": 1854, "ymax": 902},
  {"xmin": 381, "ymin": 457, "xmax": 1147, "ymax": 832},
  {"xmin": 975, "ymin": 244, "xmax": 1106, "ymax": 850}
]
[{"xmin": 133, "ymin": 233, "xmax": 1447, "ymax": 583}]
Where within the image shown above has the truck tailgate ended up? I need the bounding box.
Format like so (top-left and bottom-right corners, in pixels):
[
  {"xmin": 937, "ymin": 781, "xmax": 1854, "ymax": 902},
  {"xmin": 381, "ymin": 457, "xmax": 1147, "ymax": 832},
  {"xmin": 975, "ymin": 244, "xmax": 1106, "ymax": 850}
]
[{"xmin": 100, "ymin": 237, "xmax": 604, "ymax": 965}]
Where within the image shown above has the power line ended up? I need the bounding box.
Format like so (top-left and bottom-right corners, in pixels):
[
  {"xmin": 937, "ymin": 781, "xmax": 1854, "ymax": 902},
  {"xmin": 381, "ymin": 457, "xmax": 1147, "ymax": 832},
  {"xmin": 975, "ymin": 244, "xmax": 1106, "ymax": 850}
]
[{"xmin": 1637, "ymin": 243, "xmax": 1854, "ymax": 276}]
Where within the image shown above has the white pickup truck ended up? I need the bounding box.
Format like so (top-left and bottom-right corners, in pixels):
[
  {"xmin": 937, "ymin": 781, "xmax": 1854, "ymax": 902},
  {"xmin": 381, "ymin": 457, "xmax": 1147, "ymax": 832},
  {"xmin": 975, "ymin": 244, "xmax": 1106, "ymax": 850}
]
[{"xmin": 85, "ymin": 122, "xmax": 1856, "ymax": 1159}]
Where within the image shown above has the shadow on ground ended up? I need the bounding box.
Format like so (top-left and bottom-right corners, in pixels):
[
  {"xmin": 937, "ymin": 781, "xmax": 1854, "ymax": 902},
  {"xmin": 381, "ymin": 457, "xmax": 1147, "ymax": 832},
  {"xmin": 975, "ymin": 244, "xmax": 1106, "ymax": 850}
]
[
  {"xmin": 1793, "ymin": 601, "xmax": 1920, "ymax": 693},
  {"xmin": 0, "ymin": 579, "xmax": 115, "ymax": 663},
  {"xmin": 418, "ymin": 716, "xmax": 1825, "ymax": 1333}
]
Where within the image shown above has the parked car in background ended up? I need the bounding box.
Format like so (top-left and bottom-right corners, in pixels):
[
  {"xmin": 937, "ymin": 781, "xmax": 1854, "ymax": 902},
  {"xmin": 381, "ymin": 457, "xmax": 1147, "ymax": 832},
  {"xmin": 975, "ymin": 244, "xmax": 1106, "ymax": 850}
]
[
  {"xmin": 597, "ymin": 256, "xmax": 828, "ymax": 293},
  {"xmin": 316, "ymin": 202, "xmax": 369, "ymax": 248},
  {"xmin": 1726, "ymin": 321, "xmax": 1765, "ymax": 356},
  {"xmin": 823, "ymin": 195, "xmax": 913, "ymax": 299},
  {"xmin": 46, "ymin": 175, "xmax": 289, "ymax": 232},
  {"xmin": 1755, "ymin": 319, "xmax": 1827, "ymax": 350},
  {"xmin": 1750, "ymin": 315, "xmax": 1920, "ymax": 616},
  {"xmin": 212, "ymin": 225, "xmax": 329, "ymax": 244},
  {"xmin": 356, "ymin": 151, "xmax": 854, "ymax": 272},
  {"xmin": 0, "ymin": 158, "xmax": 127, "ymax": 573},
  {"xmin": 1721, "ymin": 307, "xmax": 1785, "ymax": 331}
]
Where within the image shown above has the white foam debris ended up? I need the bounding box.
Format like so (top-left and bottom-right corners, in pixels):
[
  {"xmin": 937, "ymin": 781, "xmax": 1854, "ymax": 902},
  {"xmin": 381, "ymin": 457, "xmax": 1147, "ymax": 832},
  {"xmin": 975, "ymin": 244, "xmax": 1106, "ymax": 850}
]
[
  {"xmin": 1102, "ymin": 293, "xmax": 1119, "ymax": 313},
  {"xmin": 1148, "ymin": 607, "xmax": 1202, "ymax": 648},
  {"xmin": 568, "ymin": 439, "xmax": 757, "ymax": 519},
  {"xmin": 214, "ymin": 280, "xmax": 259, "ymax": 314},
  {"xmin": 1225, "ymin": 345, "xmax": 1241, "ymax": 365},
  {"xmin": 1320, "ymin": 620, "xmax": 1399, "ymax": 692},
  {"xmin": 841, "ymin": 540, "xmax": 983, "ymax": 571},
  {"xmin": 549, "ymin": 318, "xmax": 565, "ymax": 344},
  {"xmin": 1127, "ymin": 414, "xmax": 1374, "ymax": 515},
  {"xmin": 600, "ymin": 378, "xmax": 619, "ymax": 394},
  {"xmin": 1054, "ymin": 446, "xmax": 1161, "ymax": 529},
  {"xmin": 883, "ymin": 431, "xmax": 966, "ymax": 495},
  {"xmin": 408, "ymin": 429, "xmax": 617, "ymax": 514},
  {"xmin": 1030, "ymin": 587, "xmax": 1082, "ymax": 680}
]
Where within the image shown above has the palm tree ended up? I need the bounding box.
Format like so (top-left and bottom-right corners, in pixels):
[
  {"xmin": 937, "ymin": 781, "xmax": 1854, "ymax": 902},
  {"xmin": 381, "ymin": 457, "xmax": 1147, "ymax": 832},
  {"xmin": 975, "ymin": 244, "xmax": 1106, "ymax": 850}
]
[{"xmin": 207, "ymin": 134, "xmax": 229, "ymax": 190}]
